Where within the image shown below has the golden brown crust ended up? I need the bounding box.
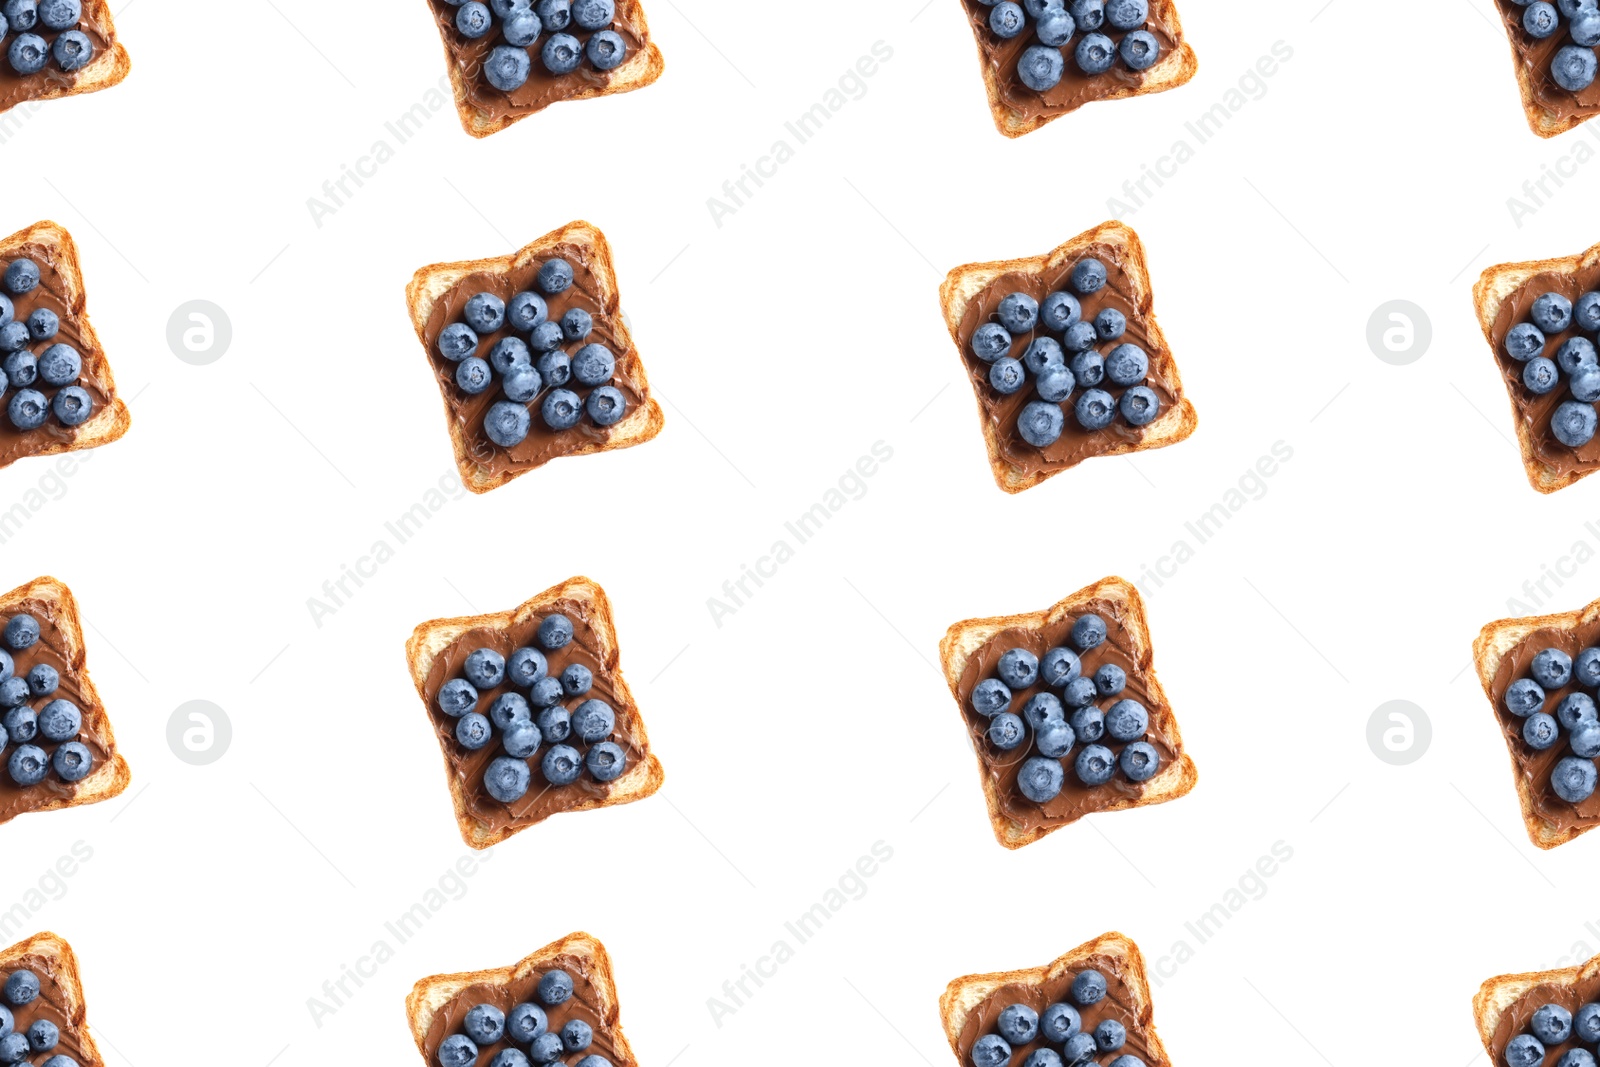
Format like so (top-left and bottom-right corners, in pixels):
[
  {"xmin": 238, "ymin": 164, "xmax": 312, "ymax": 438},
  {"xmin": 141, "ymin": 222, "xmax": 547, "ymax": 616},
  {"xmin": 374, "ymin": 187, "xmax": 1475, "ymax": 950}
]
[
  {"xmin": 937, "ymin": 576, "xmax": 1197, "ymax": 849},
  {"xmin": 405, "ymin": 220, "xmax": 664, "ymax": 495},
  {"xmin": 939, "ymin": 220, "xmax": 1197, "ymax": 494},
  {"xmin": 1474, "ymin": 952, "xmax": 1600, "ymax": 1051},
  {"xmin": 0, "ymin": 221, "xmax": 130, "ymax": 468},
  {"xmin": 404, "ymin": 576, "xmax": 664, "ymax": 849},
  {"xmin": 436, "ymin": 4, "xmax": 665, "ymax": 139},
  {"xmin": 0, "ymin": 931, "xmax": 104, "ymax": 1067},
  {"xmin": 0, "ymin": 1, "xmax": 130, "ymax": 115},
  {"xmin": 0, "ymin": 577, "xmax": 129, "ymax": 816},
  {"xmin": 405, "ymin": 931, "xmax": 637, "ymax": 1065},
  {"xmin": 939, "ymin": 932, "xmax": 1169, "ymax": 1062},
  {"xmin": 1473, "ymin": 240, "xmax": 1600, "ymax": 494},
  {"xmin": 1472, "ymin": 594, "xmax": 1600, "ymax": 849},
  {"xmin": 973, "ymin": 5, "xmax": 1198, "ymax": 138}
]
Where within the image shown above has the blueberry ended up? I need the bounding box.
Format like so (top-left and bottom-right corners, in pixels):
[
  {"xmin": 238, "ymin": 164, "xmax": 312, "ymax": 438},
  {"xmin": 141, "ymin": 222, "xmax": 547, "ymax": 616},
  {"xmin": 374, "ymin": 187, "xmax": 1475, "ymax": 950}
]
[
  {"xmin": 541, "ymin": 31, "xmax": 583, "ymax": 73},
  {"xmin": 1018, "ymin": 756, "xmax": 1064, "ymax": 802},
  {"xmin": 465, "ymin": 1004, "xmax": 506, "ymax": 1046},
  {"xmin": 463, "ymin": 648, "xmax": 506, "ymax": 690},
  {"xmin": 1040, "ymin": 291, "xmax": 1082, "ymax": 331},
  {"xmin": 987, "ymin": 357, "xmax": 1026, "ymax": 396},
  {"xmin": 26, "ymin": 309, "xmax": 55, "ymax": 341},
  {"xmin": 1506, "ymin": 677, "xmax": 1546, "ymax": 716},
  {"xmin": 1040, "ymin": 647, "xmax": 1081, "ymax": 686},
  {"xmin": 456, "ymin": 357, "xmax": 493, "ymax": 395},
  {"xmin": 1068, "ymin": 0, "xmax": 1104, "ymax": 30},
  {"xmin": 0, "ymin": 321, "xmax": 28, "ymax": 353},
  {"xmin": 37, "ymin": 344, "xmax": 79, "ymax": 386},
  {"xmin": 1121, "ymin": 741, "xmax": 1160, "ymax": 782},
  {"xmin": 52, "ymin": 29, "xmax": 90, "ymax": 71},
  {"xmin": 1534, "ymin": 292, "xmax": 1575, "ymax": 334},
  {"xmin": 990, "ymin": 1, "xmax": 1025, "ymax": 37},
  {"xmin": 587, "ymin": 740, "xmax": 626, "ymax": 782},
  {"xmin": 536, "ymin": 0, "xmax": 571, "ymax": 30},
  {"xmin": 1524, "ymin": 712, "xmax": 1560, "ymax": 750},
  {"xmin": 1120, "ymin": 386, "xmax": 1160, "ymax": 427},
  {"xmin": 1579, "ymin": 292, "xmax": 1600, "ymax": 332},
  {"xmin": 1525, "ymin": 1, "xmax": 1560, "ymax": 36},
  {"xmin": 507, "ymin": 1003, "xmax": 549, "ymax": 1043},
  {"xmin": 2, "ymin": 387, "xmax": 45, "ymax": 431},
  {"xmin": 537, "ymin": 614, "xmax": 573, "ymax": 650},
  {"xmin": 1557, "ymin": 1049, "xmax": 1599, "ymax": 1067},
  {"xmin": 1555, "ymin": 401, "xmax": 1598, "ymax": 447},
  {"xmin": 1554, "ymin": 756, "xmax": 1599, "ymax": 802},
  {"xmin": 2, "ymin": 708, "xmax": 33, "ymax": 744},
  {"xmin": 1075, "ymin": 388, "xmax": 1115, "ymax": 430},
  {"xmin": 972, "ymin": 1035, "xmax": 1012, "ymax": 1067},
  {"xmin": 536, "ymin": 705, "xmax": 570, "ymax": 742},
  {"xmin": 484, "ymin": 756, "xmax": 532, "ymax": 803},
  {"xmin": 1060, "ymin": 677, "xmax": 1097, "ymax": 712},
  {"xmin": 5, "ymin": 32, "xmax": 44, "ymax": 74},
  {"xmin": 26, "ymin": 1020, "xmax": 56, "ymax": 1051},
  {"xmin": 572, "ymin": 343, "xmax": 615, "ymax": 387},
  {"xmin": 1015, "ymin": 41, "xmax": 1065, "ymax": 89},
  {"xmin": 504, "ymin": 9, "xmax": 542, "ymax": 47},
  {"xmin": 1104, "ymin": 343, "xmax": 1149, "ymax": 386},
  {"xmin": 1526, "ymin": 356, "xmax": 1561, "ymax": 394},
  {"xmin": 1070, "ymin": 350, "xmax": 1105, "ymax": 388},
  {"xmin": 1507, "ymin": 322, "xmax": 1546, "ymax": 361},
  {"xmin": 507, "ymin": 647, "xmax": 548, "ymax": 687},
  {"xmin": 1557, "ymin": 691, "xmax": 1598, "ymax": 729},
  {"xmin": 438, "ymin": 1035, "xmax": 479, "ymax": 1067},
  {"xmin": 1071, "ymin": 969, "xmax": 1107, "ymax": 1005},
  {"xmin": 1576, "ymin": 1003, "xmax": 1600, "ymax": 1044},
  {"xmin": 490, "ymin": 1052, "xmax": 533, "ymax": 1067},
  {"xmin": 5, "ymin": 746, "xmax": 43, "ymax": 787},
  {"xmin": 1579, "ymin": 7, "xmax": 1600, "ymax": 44},
  {"xmin": 1023, "ymin": 336, "xmax": 1065, "ymax": 374},
  {"xmin": 1555, "ymin": 44, "xmax": 1599, "ymax": 90},
  {"xmin": 1105, "ymin": 698, "xmax": 1149, "ymax": 741},
  {"xmin": 439, "ymin": 323, "xmax": 479, "ymax": 361},
  {"xmin": 1072, "ymin": 614, "xmax": 1107, "ymax": 650},
  {"xmin": 562, "ymin": 1019, "xmax": 594, "ymax": 1052},
  {"xmin": 1075, "ymin": 744, "xmax": 1116, "ymax": 786},
  {"xmin": 1035, "ymin": 365, "xmax": 1075, "ymax": 404},
  {"xmin": 1062, "ymin": 1033, "xmax": 1098, "ymax": 1066},
  {"xmin": 1022, "ymin": 691, "xmax": 1065, "ymax": 728},
  {"xmin": 582, "ymin": 385, "xmax": 625, "ymax": 427},
  {"xmin": 972, "ymin": 322, "xmax": 1013, "ymax": 362},
  {"xmin": 541, "ymin": 388, "xmax": 582, "ymax": 430},
  {"xmin": 456, "ymin": 712, "xmax": 493, "ymax": 750},
  {"xmin": 994, "ymin": 294, "xmax": 1039, "ymax": 337},
  {"xmin": 529, "ymin": 1033, "xmax": 565, "ymax": 1064},
  {"xmin": 1534, "ymin": 1003, "xmax": 1574, "ymax": 1045},
  {"xmin": 972, "ymin": 677, "xmax": 1013, "ymax": 715},
  {"xmin": 1040, "ymin": 1002, "xmax": 1082, "ymax": 1042},
  {"xmin": 2, "ymin": 0, "xmax": 34, "ymax": 32},
  {"xmin": 1573, "ymin": 366, "xmax": 1600, "ymax": 404},
  {"xmin": 537, "ymin": 260, "xmax": 574, "ymax": 298},
  {"xmin": 484, "ymin": 401, "xmax": 532, "ymax": 448},
  {"xmin": 1578, "ymin": 647, "xmax": 1600, "ymax": 687},
  {"xmin": 571, "ymin": 0, "xmax": 613, "ymax": 28},
  {"xmin": 463, "ymin": 294, "xmax": 505, "ymax": 336},
  {"xmin": 0, "ymin": 1035, "xmax": 27, "ymax": 1064},
  {"xmin": 50, "ymin": 386, "xmax": 90, "ymax": 427},
  {"xmin": 1, "ymin": 258, "xmax": 36, "ymax": 295},
  {"xmin": 1036, "ymin": 9, "xmax": 1075, "ymax": 48},
  {"xmin": 1572, "ymin": 724, "xmax": 1600, "ymax": 759},
  {"xmin": 487, "ymin": 337, "xmax": 532, "ymax": 377},
  {"xmin": 503, "ymin": 364, "xmax": 542, "ymax": 405},
  {"xmin": 1074, "ymin": 31, "xmax": 1116, "ymax": 73},
  {"xmin": 0, "ymin": 650, "xmax": 11, "ymax": 681},
  {"xmin": 536, "ymin": 354, "xmax": 572, "ymax": 395},
  {"xmin": 36, "ymin": 699, "xmax": 77, "ymax": 741},
  {"xmin": 997, "ymin": 648, "xmax": 1039, "ymax": 689},
  {"xmin": 1106, "ymin": 1059, "xmax": 1146, "ymax": 1067},
  {"xmin": 1558, "ymin": 0, "xmax": 1588, "ymax": 17},
  {"xmin": 1120, "ymin": 29, "xmax": 1160, "ymax": 70},
  {"xmin": 538, "ymin": 969, "xmax": 574, "ymax": 1005},
  {"xmin": 0, "ymin": 680, "xmax": 23, "ymax": 709},
  {"xmin": 1036, "ymin": 718, "xmax": 1075, "ymax": 758},
  {"xmin": 997, "ymin": 1004, "xmax": 1039, "ymax": 1045},
  {"xmin": 1070, "ymin": 259, "xmax": 1107, "ymax": 294},
  {"xmin": 1532, "ymin": 647, "xmax": 1573, "ymax": 688},
  {"xmin": 1094, "ymin": 664, "xmax": 1126, "ymax": 695},
  {"xmin": 1093, "ymin": 309, "xmax": 1126, "ymax": 342},
  {"xmin": 1105, "ymin": 0, "xmax": 1147, "ymax": 26},
  {"xmin": 542, "ymin": 743, "xmax": 582, "ymax": 785},
  {"xmin": 1558, "ymin": 336, "xmax": 1598, "ymax": 374},
  {"xmin": 1022, "ymin": 0, "xmax": 1058, "ymax": 14},
  {"xmin": 3, "ymin": 616, "xmax": 37, "ymax": 651},
  {"xmin": 503, "ymin": 719, "xmax": 541, "ymax": 759},
  {"xmin": 588, "ymin": 29, "xmax": 627, "ymax": 69},
  {"xmin": 0, "ymin": 296, "xmax": 8, "ymax": 328},
  {"xmin": 489, "ymin": 691, "xmax": 532, "ymax": 730},
  {"xmin": 3, "ymin": 351, "xmax": 33, "ymax": 388},
  {"xmin": 530, "ymin": 676, "xmax": 565, "ymax": 709},
  {"xmin": 438, "ymin": 678, "xmax": 479, "ymax": 717},
  {"xmin": 989, "ymin": 712, "xmax": 1026, "ymax": 750},
  {"xmin": 1070, "ymin": 705, "xmax": 1105, "ymax": 742},
  {"xmin": 572, "ymin": 698, "xmax": 615, "ymax": 742},
  {"xmin": 456, "ymin": 2, "xmax": 492, "ymax": 38},
  {"xmin": 1095, "ymin": 1019, "xmax": 1127, "ymax": 1051},
  {"xmin": 554, "ymin": 664, "xmax": 591, "ymax": 698}
]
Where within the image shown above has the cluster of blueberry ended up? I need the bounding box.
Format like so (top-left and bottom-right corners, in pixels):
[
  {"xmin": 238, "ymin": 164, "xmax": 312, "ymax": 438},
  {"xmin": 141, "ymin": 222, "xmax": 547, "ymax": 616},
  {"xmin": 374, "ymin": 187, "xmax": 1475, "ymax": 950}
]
[
  {"xmin": 0, "ymin": 615, "xmax": 92, "ymax": 789},
  {"xmin": 0, "ymin": 259, "xmax": 92, "ymax": 434},
  {"xmin": 1505, "ymin": 644, "xmax": 1600, "ymax": 803},
  {"xmin": 1504, "ymin": 998, "xmax": 1600, "ymax": 1067},
  {"xmin": 972, "ymin": 613, "xmax": 1160, "ymax": 804},
  {"xmin": 1516, "ymin": 0, "xmax": 1600, "ymax": 92},
  {"xmin": 0, "ymin": 968, "xmax": 76, "ymax": 1067},
  {"xmin": 436, "ymin": 970, "xmax": 615, "ymax": 1067},
  {"xmin": 1506, "ymin": 287, "xmax": 1600, "ymax": 448},
  {"xmin": 445, "ymin": 0, "xmax": 627, "ymax": 92},
  {"xmin": 970, "ymin": 970, "xmax": 1146, "ymax": 1067},
  {"xmin": 980, "ymin": 0, "xmax": 1161, "ymax": 92},
  {"xmin": 437, "ymin": 258, "xmax": 626, "ymax": 450},
  {"xmin": 436, "ymin": 614, "xmax": 627, "ymax": 805},
  {"xmin": 971, "ymin": 259, "xmax": 1158, "ymax": 449},
  {"xmin": 1, "ymin": 0, "xmax": 94, "ymax": 77}
]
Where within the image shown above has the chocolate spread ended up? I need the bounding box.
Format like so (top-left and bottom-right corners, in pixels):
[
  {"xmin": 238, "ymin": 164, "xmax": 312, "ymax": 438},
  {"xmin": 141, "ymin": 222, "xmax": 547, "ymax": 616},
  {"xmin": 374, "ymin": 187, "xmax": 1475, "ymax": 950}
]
[
  {"xmin": 0, "ymin": 954, "xmax": 98, "ymax": 1067},
  {"xmin": 956, "ymin": 242, "xmax": 1178, "ymax": 475},
  {"xmin": 0, "ymin": 14, "xmax": 109, "ymax": 115},
  {"xmin": 954, "ymin": 597, "xmax": 1179, "ymax": 831},
  {"xmin": 1488, "ymin": 971, "xmax": 1600, "ymax": 1066},
  {"xmin": 420, "ymin": 953, "xmax": 632, "ymax": 1067},
  {"xmin": 1488, "ymin": 622, "xmax": 1600, "ymax": 833},
  {"xmin": 0, "ymin": 244, "xmax": 109, "ymax": 471},
  {"xmin": 960, "ymin": 1, "xmax": 1179, "ymax": 119},
  {"xmin": 954, "ymin": 954, "xmax": 1164, "ymax": 1067},
  {"xmin": 1495, "ymin": 1, "xmax": 1600, "ymax": 124},
  {"xmin": 428, "ymin": 1, "xmax": 647, "ymax": 120},
  {"xmin": 1489, "ymin": 264, "xmax": 1600, "ymax": 477},
  {"xmin": 0, "ymin": 599, "xmax": 110, "ymax": 825},
  {"xmin": 421, "ymin": 241, "xmax": 645, "ymax": 479},
  {"xmin": 420, "ymin": 597, "xmax": 647, "ymax": 833}
]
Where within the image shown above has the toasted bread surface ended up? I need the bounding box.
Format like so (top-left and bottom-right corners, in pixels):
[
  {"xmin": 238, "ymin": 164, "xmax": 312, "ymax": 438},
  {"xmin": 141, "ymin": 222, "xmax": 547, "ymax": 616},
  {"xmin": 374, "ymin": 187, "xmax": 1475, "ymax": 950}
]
[{"xmin": 0, "ymin": 1, "xmax": 130, "ymax": 116}]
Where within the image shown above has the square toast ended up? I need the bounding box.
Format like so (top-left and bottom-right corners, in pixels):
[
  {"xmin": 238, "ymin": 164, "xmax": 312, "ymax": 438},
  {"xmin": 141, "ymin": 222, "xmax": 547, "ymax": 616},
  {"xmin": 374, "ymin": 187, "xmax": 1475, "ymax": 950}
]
[{"xmin": 1473, "ymin": 949, "xmax": 1600, "ymax": 1064}]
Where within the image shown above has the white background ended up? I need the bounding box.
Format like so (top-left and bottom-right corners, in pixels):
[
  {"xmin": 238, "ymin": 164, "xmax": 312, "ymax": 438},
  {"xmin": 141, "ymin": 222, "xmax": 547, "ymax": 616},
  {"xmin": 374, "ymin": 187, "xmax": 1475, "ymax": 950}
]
[{"xmin": 4, "ymin": 0, "xmax": 1600, "ymax": 1065}]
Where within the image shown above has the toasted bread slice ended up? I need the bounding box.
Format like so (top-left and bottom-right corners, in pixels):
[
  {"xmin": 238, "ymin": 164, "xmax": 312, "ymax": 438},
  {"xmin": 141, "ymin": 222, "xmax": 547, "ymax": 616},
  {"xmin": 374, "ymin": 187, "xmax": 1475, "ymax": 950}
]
[
  {"xmin": 0, "ymin": 931, "xmax": 104, "ymax": 1067},
  {"xmin": 964, "ymin": 2, "xmax": 1198, "ymax": 138},
  {"xmin": 0, "ymin": 2, "xmax": 130, "ymax": 117},
  {"xmin": 429, "ymin": 1, "xmax": 665, "ymax": 139},
  {"xmin": 1473, "ymin": 594, "xmax": 1600, "ymax": 849},
  {"xmin": 0, "ymin": 221, "xmax": 130, "ymax": 471},
  {"xmin": 940, "ymin": 220, "xmax": 1197, "ymax": 494},
  {"xmin": 939, "ymin": 576, "xmax": 1196, "ymax": 849},
  {"xmin": 1473, "ymin": 240, "xmax": 1600, "ymax": 494},
  {"xmin": 1474, "ymin": 950, "xmax": 1600, "ymax": 1060},
  {"xmin": 406, "ymin": 931, "xmax": 638, "ymax": 1067},
  {"xmin": 405, "ymin": 575, "xmax": 663, "ymax": 849},
  {"xmin": 405, "ymin": 219, "xmax": 664, "ymax": 495},
  {"xmin": 1491, "ymin": 1, "xmax": 1596, "ymax": 139},
  {"xmin": 939, "ymin": 932, "xmax": 1170, "ymax": 1065},
  {"xmin": 0, "ymin": 576, "xmax": 129, "ymax": 823}
]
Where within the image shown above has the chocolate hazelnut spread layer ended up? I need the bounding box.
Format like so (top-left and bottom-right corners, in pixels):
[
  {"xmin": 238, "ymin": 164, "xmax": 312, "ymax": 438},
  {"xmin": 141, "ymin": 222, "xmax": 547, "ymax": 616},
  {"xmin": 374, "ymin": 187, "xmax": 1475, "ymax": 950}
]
[
  {"xmin": 1490, "ymin": 263, "xmax": 1600, "ymax": 478},
  {"xmin": 421, "ymin": 953, "xmax": 632, "ymax": 1067},
  {"xmin": 420, "ymin": 242, "xmax": 643, "ymax": 479},
  {"xmin": 1489, "ymin": 621, "xmax": 1600, "ymax": 833},
  {"xmin": 1496, "ymin": 0, "xmax": 1600, "ymax": 123},
  {"xmin": 0, "ymin": 245, "xmax": 110, "ymax": 470},
  {"xmin": 0, "ymin": 953, "xmax": 98, "ymax": 1067},
  {"xmin": 0, "ymin": 16, "xmax": 109, "ymax": 115},
  {"xmin": 954, "ymin": 954, "xmax": 1164, "ymax": 1067},
  {"xmin": 420, "ymin": 597, "xmax": 647, "ymax": 833},
  {"xmin": 954, "ymin": 597, "xmax": 1179, "ymax": 831},
  {"xmin": 955, "ymin": 242, "xmax": 1178, "ymax": 476},
  {"xmin": 1489, "ymin": 972, "xmax": 1600, "ymax": 1066}
]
